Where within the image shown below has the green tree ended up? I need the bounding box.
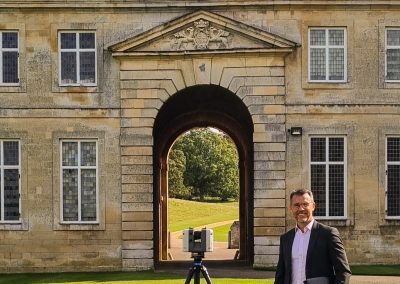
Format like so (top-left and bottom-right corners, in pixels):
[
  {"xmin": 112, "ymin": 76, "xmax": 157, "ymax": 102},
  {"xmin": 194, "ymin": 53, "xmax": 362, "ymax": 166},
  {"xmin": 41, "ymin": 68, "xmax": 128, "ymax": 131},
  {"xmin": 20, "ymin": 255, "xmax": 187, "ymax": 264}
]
[
  {"xmin": 168, "ymin": 149, "xmax": 191, "ymax": 199},
  {"xmin": 169, "ymin": 128, "xmax": 239, "ymax": 201}
]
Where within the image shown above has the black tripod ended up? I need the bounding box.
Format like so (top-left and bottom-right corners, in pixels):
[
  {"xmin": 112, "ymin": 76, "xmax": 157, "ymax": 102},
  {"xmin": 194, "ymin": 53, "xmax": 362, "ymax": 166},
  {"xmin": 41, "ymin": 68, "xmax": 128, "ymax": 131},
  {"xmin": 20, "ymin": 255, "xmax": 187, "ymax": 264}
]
[{"xmin": 184, "ymin": 252, "xmax": 212, "ymax": 284}]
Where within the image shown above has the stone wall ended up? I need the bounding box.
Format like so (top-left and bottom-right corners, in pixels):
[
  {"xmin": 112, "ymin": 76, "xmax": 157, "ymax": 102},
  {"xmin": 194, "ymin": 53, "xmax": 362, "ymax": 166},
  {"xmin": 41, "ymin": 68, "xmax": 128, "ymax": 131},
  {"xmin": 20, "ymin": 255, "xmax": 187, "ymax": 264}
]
[{"xmin": 1, "ymin": 1, "xmax": 400, "ymax": 272}]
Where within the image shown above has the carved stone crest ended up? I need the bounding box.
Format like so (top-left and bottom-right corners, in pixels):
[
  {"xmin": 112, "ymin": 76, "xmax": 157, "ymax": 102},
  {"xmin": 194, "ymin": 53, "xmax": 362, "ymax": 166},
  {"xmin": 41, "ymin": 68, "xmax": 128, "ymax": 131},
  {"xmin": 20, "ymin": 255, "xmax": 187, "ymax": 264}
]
[{"xmin": 171, "ymin": 19, "xmax": 232, "ymax": 50}]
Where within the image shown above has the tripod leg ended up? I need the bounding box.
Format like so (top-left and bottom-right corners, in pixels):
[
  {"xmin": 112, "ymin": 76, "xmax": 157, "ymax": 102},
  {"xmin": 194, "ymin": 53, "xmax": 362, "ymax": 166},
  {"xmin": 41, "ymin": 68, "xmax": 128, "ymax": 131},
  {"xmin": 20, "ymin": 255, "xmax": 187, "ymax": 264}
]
[
  {"xmin": 200, "ymin": 265, "xmax": 212, "ymax": 284},
  {"xmin": 194, "ymin": 266, "xmax": 201, "ymax": 284},
  {"xmin": 185, "ymin": 266, "xmax": 195, "ymax": 284}
]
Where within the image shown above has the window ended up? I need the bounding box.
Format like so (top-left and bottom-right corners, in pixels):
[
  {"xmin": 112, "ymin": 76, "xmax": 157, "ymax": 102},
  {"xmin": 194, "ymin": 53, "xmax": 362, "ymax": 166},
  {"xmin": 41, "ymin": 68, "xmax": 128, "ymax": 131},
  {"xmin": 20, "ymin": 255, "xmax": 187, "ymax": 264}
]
[
  {"xmin": 0, "ymin": 140, "xmax": 20, "ymax": 222},
  {"xmin": 385, "ymin": 29, "xmax": 400, "ymax": 81},
  {"xmin": 309, "ymin": 28, "xmax": 347, "ymax": 82},
  {"xmin": 310, "ymin": 136, "xmax": 347, "ymax": 218},
  {"xmin": 58, "ymin": 31, "xmax": 96, "ymax": 86},
  {"xmin": 0, "ymin": 31, "xmax": 19, "ymax": 85},
  {"xmin": 386, "ymin": 137, "xmax": 400, "ymax": 218},
  {"xmin": 61, "ymin": 140, "xmax": 98, "ymax": 223}
]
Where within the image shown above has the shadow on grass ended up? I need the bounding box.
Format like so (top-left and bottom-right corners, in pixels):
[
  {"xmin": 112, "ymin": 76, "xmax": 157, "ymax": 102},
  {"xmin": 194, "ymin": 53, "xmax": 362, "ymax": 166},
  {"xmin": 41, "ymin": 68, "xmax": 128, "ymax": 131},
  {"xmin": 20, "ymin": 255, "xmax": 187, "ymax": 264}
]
[{"xmin": 0, "ymin": 271, "xmax": 182, "ymax": 284}]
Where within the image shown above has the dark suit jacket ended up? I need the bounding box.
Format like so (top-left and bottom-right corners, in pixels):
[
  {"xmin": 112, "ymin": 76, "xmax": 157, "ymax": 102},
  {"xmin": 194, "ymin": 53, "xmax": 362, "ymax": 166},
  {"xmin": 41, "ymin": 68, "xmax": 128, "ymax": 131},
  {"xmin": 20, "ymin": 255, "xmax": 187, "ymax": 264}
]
[{"xmin": 274, "ymin": 221, "xmax": 351, "ymax": 284}]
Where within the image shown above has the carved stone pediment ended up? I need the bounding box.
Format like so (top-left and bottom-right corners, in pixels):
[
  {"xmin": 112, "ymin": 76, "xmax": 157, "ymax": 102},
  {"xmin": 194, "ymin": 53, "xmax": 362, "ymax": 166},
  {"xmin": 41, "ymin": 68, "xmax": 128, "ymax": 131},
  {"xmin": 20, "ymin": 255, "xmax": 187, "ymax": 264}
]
[{"xmin": 109, "ymin": 10, "xmax": 298, "ymax": 55}]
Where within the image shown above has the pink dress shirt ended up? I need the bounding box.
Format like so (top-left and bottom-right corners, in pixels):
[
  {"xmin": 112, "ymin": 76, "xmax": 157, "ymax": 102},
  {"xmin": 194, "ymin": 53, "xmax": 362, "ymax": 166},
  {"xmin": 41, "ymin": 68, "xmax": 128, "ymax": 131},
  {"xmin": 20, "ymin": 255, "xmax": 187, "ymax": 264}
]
[{"xmin": 291, "ymin": 219, "xmax": 315, "ymax": 284}]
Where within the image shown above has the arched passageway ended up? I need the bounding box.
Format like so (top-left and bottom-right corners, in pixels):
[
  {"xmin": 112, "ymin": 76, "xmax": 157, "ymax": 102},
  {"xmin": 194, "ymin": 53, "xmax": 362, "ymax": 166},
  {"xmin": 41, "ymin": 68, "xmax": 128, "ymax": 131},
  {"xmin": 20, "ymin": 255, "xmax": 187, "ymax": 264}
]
[{"xmin": 153, "ymin": 84, "xmax": 254, "ymax": 266}]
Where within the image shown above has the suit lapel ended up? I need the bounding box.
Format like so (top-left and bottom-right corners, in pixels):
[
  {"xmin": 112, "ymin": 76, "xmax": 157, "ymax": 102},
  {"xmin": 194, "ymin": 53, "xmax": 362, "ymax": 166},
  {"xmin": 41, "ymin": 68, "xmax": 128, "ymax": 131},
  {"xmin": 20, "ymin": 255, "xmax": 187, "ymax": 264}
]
[
  {"xmin": 306, "ymin": 220, "xmax": 319, "ymax": 265},
  {"xmin": 286, "ymin": 229, "xmax": 296, "ymax": 275}
]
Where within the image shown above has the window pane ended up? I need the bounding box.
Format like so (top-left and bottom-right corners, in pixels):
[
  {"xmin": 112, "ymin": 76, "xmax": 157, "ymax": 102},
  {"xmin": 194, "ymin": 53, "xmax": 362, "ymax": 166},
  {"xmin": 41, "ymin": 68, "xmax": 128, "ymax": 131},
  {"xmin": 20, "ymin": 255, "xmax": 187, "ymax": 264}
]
[
  {"xmin": 4, "ymin": 169, "xmax": 19, "ymax": 221},
  {"xmin": 3, "ymin": 141, "xmax": 19, "ymax": 165},
  {"xmin": 60, "ymin": 33, "xmax": 76, "ymax": 49},
  {"xmin": 81, "ymin": 169, "xmax": 97, "ymax": 221},
  {"xmin": 387, "ymin": 165, "xmax": 400, "ymax": 216},
  {"xmin": 311, "ymin": 164, "xmax": 326, "ymax": 216},
  {"xmin": 63, "ymin": 169, "xmax": 78, "ymax": 221},
  {"xmin": 329, "ymin": 137, "xmax": 344, "ymax": 162},
  {"xmin": 329, "ymin": 48, "xmax": 344, "ymax": 80},
  {"xmin": 310, "ymin": 30, "xmax": 325, "ymax": 46},
  {"xmin": 2, "ymin": 32, "xmax": 18, "ymax": 48},
  {"xmin": 311, "ymin": 137, "xmax": 326, "ymax": 162},
  {"xmin": 310, "ymin": 48, "xmax": 326, "ymax": 80},
  {"xmin": 386, "ymin": 49, "xmax": 400, "ymax": 80},
  {"xmin": 81, "ymin": 142, "xmax": 96, "ymax": 166},
  {"xmin": 79, "ymin": 52, "xmax": 95, "ymax": 84},
  {"xmin": 387, "ymin": 30, "xmax": 400, "ymax": 46},
  {"xmin": 387, "ymin": 137, "xmax": 400, "ymax": 162},
  {"xmin": 2, "ymin": 51, "xmax": 18, "ymax": 83},
  {"xmin": 79, "ymin": 33, "xmax": 95, "ymax": 49},
  {"xmin": 329, "ymin": 164, "xmax": 344, "ymax": 216},
  {"xmin": 61, "ymin": 52, "xmax": 77, "ymax": 84},
  {"xmin": 62, "ymin": 142, "xmax": 78, "ymax": 167},
  {"xmin": 329, "ymin": 29, "xmax": 344, "ymax": 46}
]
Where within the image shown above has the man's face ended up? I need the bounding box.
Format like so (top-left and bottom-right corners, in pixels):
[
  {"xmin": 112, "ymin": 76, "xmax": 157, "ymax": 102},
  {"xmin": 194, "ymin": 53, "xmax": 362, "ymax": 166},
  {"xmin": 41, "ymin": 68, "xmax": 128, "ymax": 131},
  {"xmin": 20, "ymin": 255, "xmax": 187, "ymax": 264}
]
[{"xmin": 290, "ymin": 193, "xmax": 316, "ymax": 226}]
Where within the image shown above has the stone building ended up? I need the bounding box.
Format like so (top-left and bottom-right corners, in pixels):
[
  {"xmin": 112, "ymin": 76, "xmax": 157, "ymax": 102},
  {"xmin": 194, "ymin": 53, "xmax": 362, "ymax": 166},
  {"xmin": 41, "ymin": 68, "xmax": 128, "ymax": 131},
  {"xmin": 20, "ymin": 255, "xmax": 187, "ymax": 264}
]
[{"xmin": 1, "ymin": 0, "xmax": 400, "ymax": 273}]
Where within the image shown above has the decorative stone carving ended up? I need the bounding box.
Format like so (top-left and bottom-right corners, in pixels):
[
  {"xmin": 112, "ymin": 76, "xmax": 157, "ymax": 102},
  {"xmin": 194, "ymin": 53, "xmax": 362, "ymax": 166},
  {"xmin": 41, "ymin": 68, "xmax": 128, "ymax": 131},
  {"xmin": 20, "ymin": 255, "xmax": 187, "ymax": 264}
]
[{"xmin": 171, "ymin": 19, "xmax": 232, "ymax": 50}]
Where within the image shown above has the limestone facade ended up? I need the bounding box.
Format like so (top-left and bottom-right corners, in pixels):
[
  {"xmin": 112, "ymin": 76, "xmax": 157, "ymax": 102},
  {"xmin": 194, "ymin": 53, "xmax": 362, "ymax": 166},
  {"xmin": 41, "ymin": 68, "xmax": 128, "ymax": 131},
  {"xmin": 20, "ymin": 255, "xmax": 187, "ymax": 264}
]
[{"xmin": 1, "ymin": 1, "xmax": 400, "ymax": 272}]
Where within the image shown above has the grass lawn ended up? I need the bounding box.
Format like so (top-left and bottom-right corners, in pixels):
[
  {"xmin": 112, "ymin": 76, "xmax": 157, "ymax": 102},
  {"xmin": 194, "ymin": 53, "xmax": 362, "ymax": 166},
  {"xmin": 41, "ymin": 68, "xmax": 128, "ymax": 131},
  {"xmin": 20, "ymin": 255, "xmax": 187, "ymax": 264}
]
[
  {"xmin": 351, "ymin": 264, "xmax": 400, "ymax": 276},
  {"xmin": 213, "ymin": 223, "xmax": 232, "ymax": 242},
  {"xmin": 168, "ymin": 198, "xmax": 238, "ymax": 232},
  {"xmin": 0, "ymin": 271, "xmax": 273, "ymax": 284}
]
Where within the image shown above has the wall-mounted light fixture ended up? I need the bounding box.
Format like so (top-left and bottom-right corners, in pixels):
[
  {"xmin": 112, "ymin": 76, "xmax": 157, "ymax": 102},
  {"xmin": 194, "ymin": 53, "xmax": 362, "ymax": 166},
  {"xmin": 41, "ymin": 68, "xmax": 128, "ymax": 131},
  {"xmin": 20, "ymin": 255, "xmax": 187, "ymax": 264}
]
[{"xmin": 289, "ymin": 127, "xmax": 302, "ymax": 136}]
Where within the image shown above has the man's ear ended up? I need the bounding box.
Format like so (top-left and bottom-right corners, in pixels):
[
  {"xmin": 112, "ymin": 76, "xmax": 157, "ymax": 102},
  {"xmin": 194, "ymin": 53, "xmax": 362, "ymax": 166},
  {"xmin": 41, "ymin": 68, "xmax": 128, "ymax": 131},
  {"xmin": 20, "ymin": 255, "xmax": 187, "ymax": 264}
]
[{"xmin": 312, "ymin": 201, "xmax": 316, "ymax": 211}]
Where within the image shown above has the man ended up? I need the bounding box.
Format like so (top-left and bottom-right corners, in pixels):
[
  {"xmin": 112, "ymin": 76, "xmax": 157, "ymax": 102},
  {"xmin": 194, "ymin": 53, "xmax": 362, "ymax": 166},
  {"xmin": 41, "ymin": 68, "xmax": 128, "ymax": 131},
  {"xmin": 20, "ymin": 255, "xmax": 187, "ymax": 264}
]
[{"xmin": 274, "ymin": 189, "xmax": 351, "ymax": 284}]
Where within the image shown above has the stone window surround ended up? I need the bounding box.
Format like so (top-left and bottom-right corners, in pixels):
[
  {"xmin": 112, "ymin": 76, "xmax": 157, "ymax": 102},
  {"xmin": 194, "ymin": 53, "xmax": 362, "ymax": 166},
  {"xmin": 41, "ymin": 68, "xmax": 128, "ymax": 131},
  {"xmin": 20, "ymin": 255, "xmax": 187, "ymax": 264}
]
[
  {"xmin": 0, "ymin": 131, "xmax": 28, "ymax": 231},
  {"xmin": 301, "ymin": 20, "xmax": 354, "ymax": 90},
  {"xmin": 300, "ymin": 126, "xmax": 355, "ymax": 227},
  {"xmin": 379, "ymin": 129, "xmax": 400, "ymax": 226},
  {"xmin": 0, "ymin": 23, "xmax": 26, "ymax": 93},
  {"xmin": 50, "ymin": 23, "xmax": 103, "ymax": 93},
  {"xmin": 379, "ymin": 20, "xmax": 400, "ymax": 89},
  {"xmin": 52, "ymin": 131, "xmax": 106, "ymax": 231}
]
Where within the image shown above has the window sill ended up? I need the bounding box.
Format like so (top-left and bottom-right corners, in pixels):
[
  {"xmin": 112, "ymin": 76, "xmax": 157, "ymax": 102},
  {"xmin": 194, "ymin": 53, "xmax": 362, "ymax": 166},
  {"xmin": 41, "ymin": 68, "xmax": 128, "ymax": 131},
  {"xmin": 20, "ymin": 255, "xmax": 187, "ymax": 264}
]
[
  {"xmin": 381, "ymin": 82, "xmax": 400, "ymax": 89},
  {"xmin": 0, "ymin": 222, "xmax": 28, "ymax": 231},
  {"xmin": 54, "ymin": 222, "xmax": 104, "ymax": 231},
  {"xmin": 52, "ymin": 85, "xmax": 99, "ymax": 93},
  {"xmin": 0, "ymin": 85, "xmax": 26, "ymax": 93},
  {"xmin": 380, "ymin": 219, "xmax": 400, "ymax": 226},
  {"xmin": 302, "ymin": 81, "xmax": 353, "ymax": 90}
]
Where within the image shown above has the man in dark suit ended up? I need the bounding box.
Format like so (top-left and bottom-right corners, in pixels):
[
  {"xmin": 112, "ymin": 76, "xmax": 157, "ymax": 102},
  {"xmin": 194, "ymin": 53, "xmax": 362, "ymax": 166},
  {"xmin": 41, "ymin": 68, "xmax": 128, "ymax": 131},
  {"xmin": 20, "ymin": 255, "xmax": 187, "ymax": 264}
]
[{"xmin": 274, "ymin": 189, "xmax": 351, "ymax": 284}]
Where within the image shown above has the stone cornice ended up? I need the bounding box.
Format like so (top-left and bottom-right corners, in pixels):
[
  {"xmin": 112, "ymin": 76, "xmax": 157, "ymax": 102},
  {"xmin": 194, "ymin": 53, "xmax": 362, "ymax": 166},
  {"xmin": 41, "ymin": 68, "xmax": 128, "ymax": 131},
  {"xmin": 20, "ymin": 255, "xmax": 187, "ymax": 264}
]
[{"xmin": 3, "ymin": 1, "xmax": 400, "ymax": 9}]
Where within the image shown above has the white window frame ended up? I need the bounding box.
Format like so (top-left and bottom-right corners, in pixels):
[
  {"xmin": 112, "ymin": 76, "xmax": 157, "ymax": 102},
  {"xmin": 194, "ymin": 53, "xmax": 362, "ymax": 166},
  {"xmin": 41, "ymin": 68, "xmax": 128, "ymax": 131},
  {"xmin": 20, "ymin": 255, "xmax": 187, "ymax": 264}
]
[
  {"xmin": 0, "ymin": 31, "xmax": 19, "ymax": 86},
  {"xmin": 309, "ymin": 136, "xmax": 347, "ymax": 219},
  {"xmin": 308, "ymin": 27, "xmax": 347, "ymax": 83},
  {"xmin": 385, "ymin": 28, "xmax": 400, "ymax": 82},
  {"xmin": 385, "ymin": 136, "xmax": 400, "ymax": 219},
  {"xmin": 58, "ymin": 31, "xmax": 97, "ymax": 87},
  {"xmin": 60, "ymin": 140, "xmax": 99, "ymax": 224},
  {"xmin": 0, "ymin": 140, "xmax": 21, "ymax": 223}
]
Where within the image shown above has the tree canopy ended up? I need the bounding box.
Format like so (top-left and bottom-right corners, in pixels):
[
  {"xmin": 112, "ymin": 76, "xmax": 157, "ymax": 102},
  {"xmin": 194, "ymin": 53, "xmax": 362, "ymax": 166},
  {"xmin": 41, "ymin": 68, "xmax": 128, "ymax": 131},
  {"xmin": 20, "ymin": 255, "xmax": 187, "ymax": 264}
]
[{"xmin": 168, "ymin": 128, "xmax": 239, "ymax": 201}]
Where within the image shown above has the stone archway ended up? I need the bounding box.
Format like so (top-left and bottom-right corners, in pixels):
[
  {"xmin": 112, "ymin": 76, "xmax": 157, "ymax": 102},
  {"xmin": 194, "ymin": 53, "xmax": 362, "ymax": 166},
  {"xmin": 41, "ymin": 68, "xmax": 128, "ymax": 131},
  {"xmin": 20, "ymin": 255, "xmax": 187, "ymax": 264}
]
[
  {"xmin": 153, "ymin": 85, "xmax": 254, "ymax": 265},
  {"xmin": 109, "ymin": 10, "xmax": 297, "ymax": 270}
]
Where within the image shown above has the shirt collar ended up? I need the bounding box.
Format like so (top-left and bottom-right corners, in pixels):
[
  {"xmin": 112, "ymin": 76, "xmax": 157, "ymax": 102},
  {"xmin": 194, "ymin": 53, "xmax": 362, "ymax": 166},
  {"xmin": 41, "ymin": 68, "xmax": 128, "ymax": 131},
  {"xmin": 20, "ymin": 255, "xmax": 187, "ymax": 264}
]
[{"xmin": 295, "ymin": 219, "xmax": 315, "ymax": 233}]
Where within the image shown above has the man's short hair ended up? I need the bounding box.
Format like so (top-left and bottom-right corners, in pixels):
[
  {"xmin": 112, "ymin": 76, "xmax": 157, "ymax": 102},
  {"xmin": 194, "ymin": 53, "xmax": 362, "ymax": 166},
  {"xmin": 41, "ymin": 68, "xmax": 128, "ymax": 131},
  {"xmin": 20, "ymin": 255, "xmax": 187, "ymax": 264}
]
[{"xmin": 289, "ymin": 189, "xmax": 314, "ymax": 202}]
